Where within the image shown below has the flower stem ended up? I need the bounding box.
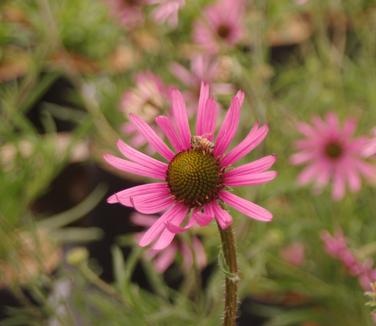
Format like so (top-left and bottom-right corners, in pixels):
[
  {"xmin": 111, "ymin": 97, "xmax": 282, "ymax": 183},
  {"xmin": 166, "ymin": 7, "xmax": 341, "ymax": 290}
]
[{"xmin": 217, "ymin": 224, "xmax": 239, "ymax": 326}]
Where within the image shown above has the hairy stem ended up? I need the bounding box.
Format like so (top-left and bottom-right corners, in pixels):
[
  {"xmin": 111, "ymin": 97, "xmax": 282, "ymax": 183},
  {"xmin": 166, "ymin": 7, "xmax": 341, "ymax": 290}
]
[{"xmin": 217, "ymin": 224, "xmax": 239, "ymax": 326}]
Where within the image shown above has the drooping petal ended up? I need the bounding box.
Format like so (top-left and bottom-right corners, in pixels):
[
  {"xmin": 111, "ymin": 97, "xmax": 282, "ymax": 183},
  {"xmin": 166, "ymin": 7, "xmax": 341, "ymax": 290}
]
[
  {"xmin": 225, "ymin": 155, "xmax": 276, "ymax": 177},
  {"xmin": 153, "ymin": 246, "xmax": 177, "ymax": 273},
  {"xmin": 171, "ymin": 89, "xmax": 191, "ymax": 150},
  {"xmin": 107, "ymin": 183, "xmax": 169, "ymax": 205},
  {"xmin": 224, "ymin": 171, "xmax": 277, "ymax": 187},
  {"xmin": 103, "ymin": 154, "xmax": 166, "ymax": 179},
  {"xmin": 221, "ymin": 124, "xmax": 269, "ymax": 167},
  {"xmin": 219, "ymin": 191, "xmax": 272, "ymax": 222},
  {"xmin": 196, "ymin": 82, "xmax": 210, "ymax": 136},
  {"xmin": 155, "ymin": 115, "xmax": 184, "ymax": 152},
  {"xmin": 151, "ymin": 205, "xmax": 189, "ymax": 250},
  {"xmin": 132, "ymin": 193, "xmax": 175, "ymax": 214},
  {"xmin": 117, "ymin": 139, "xmax": 168, "ymax": 171},
  {"xmin": 213, "ymin": 92, "xmax": 243, "ymax": 157},
  {"xmin": 129, "ymin": 114, "xmax": 175, "ymax": 160},
  {"xmin": 332, "ymin": 171, "xmax": 346, "ymax": 200},
  {"xmin": 130, "ymin": 213, "xmax": 157, "ymax": 228},
  {"xmin": 192, "ymin": 209, "xmax": 213, "ymax": 226},
  {"xmin": 139, "ymin": 203, "xmax": 187, "ymax": 247},
  {"xmin": 166, "ymin": 215, "xmax": 196, "ymax": 234},
  {"xmin": 210, "ymin": 201, "xmax": 232, "ymax": 229}
]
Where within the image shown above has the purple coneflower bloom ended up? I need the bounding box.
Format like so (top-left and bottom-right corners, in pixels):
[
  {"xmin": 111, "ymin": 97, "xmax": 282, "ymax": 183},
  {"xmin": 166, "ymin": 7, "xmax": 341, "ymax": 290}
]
[
  {"xmin": 291, "ymin": 113, "xmax": 376, "ymax": 200},
  {"xmin": 193, "ymin": 0, "xmax": 245, "ymax": 53},
  {"xmin": 105, "ymin": 83, "xmax": 276, "ymax": 250}
]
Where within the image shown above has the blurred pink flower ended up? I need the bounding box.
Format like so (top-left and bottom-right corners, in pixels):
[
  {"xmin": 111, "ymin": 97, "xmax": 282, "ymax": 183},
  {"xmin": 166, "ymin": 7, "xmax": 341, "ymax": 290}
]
[
  {"xmin": 105, "ymin": 83, "xmax": 276, "ymax": 250},
  {"xmin": 105, "ymin": 0, "xmax": 146, "ymax": 28},
  {"xmin": 193, "ymin": 0, "xmax": 245, "ymax": 53},
  {"xmin": 321, "ymin": 229, "xmax": 376, "ymax": 291},
  {"xmin": 170, "ymin": 54, "xmax": 233, "ymax": 107},
  {"xmin": 120, "ymin": 72, "xmax": 169, "ymax": 150},
  {"xmin": 291, "ymin": 112, "xmax": 376, "ymax": 200},
  {"xmin": 131, "ymin": 213, "xmax": 207, "ymax": 272},
  {"xmin": 280, "ymin": 242, "xmax": 305, "ymax": 267},
  {"xmin": 148, "ymin": 0, "xmax": 185, "ymax": 27},
  {"xmin": 363, "ymin": 128, "xmax": 376, "ymax": 158}
]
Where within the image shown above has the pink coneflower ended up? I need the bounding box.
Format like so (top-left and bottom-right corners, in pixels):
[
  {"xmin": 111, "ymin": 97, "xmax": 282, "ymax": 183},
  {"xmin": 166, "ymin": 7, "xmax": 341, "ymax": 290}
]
[
  {"xmin": 105, "ymin": 0, "xmax": 146, "ymax": 28},
  {"xmin": 104, "ymin": 82, "xmax": 276, "ymax": 250},
  {"xmin": 131, "ymin": 213, "xmax": 206, "ymax": 272},
  {"xmin": 193, "ymin": 0, "xmax": 245, "ymax": 53},
  {"xmin": 170, "ymin": 54, "xmax": 233, "ymax": 106},
  {"xmin": 321, "ymin": 229, "xmax": 376, "ymax": 291},
  {"xmin": 120, "ymin": 72, "xmax": 169, "ymax": 149},
  {"xmin": 148, "ymin": 0, "xmax": 185, "ymax": 27},
  {"xmin": 291, "ymin": 112, "xmax": 376, "ymax": 200}
]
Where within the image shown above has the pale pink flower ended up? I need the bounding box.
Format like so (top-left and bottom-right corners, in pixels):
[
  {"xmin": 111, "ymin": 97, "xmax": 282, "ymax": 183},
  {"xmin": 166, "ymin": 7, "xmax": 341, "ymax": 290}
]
[
  {"xmin": 291, "ymin": 112, "xmax": 376, "ymax": 200},
  {"xmin": 148, "ymin": 0, "xmax": 185, "ymax": 27},
  {"xmin": 170, "ymin": 54, "xmax": 233, "ymax": 106},
  {"xmin": 131, "ymin": 213, "xmax": 206, "ymax": 272},
  {"xmin": 120, "ymin": 72, "xmax": 169, "ymax": 149},
  {"xmin": 363, "ymin": 128, "xmax": 376, "ymax": 158},
  {"xmin": 321, "ymin": 230, "xmax": 376, "ymax": 291},
  {"xmin": 104, "ymin": 82, "xmax": 276, "ymax": 250},
  {"xmin": 193, "ymin": 0, "xmax": 245, "ymax": 53},
  {"xmin": 104, "ymin": 0, "xmax": 146, "ymax": 28},
  {"xmin": 280, "ymin": 242, "xmax": 305, "ymax": 267}
]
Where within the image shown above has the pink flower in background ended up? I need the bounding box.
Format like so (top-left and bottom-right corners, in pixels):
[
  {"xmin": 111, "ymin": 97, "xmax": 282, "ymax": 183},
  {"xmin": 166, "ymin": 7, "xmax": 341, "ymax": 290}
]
[
  {"xmin": 105, "ymin": 0, "xmax": 146, "ymax": 28},
  {"xmin": 321, "ymin": 230, "xmax": 376, "ymax": 290},
  {"xmin": 291, "ymin": 113, "xmax": 376, "ymax": 200},
  {"xmin": 104, "ymin": 82, "xmax": 276, "ymax": 250},
  {"xmin": 363, "ymin": 128, "xmax": 376, "ymax": 158},
  {"xmin": 170, "ymin": 54, "xmax": 233, "ymax": 106},
  {"xmin": 148, "ymin": 0, "xmax": 185, "ymax": 27},
  {"xmin": 193, "ymin": 0, "xmax": 245, "ymax": 53},
  {"xmin": 131, "ymin": 213, "xmax": 206, "ymax": 272},
  {"xmin": 120, "ymin": 72, "xmax": 169, "ymax": 150},
  {"xmin": 280, "ymin": 242, "xmax": 305, "ymax": 267}
]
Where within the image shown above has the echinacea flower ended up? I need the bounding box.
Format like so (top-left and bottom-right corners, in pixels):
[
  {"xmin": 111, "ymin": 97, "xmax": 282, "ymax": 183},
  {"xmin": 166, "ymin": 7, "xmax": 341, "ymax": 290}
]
[
  {"xmin": 105, "ymin": 0, "xmax": 146, "ymax": 28},
  {"xmin": 131, "ymin": 213, "xmax": 206, "ymax": 272},
  {"xmin": 193, "ymin": 0, "xmax": 245, "ymax": 53},
  {"xmin": 321, "ymin": 229, "xmax": 376, "ymax": 290},
  {"xmin": 291, "ymin": 113, "xmax": 376, "ymax": 200},
  {"xmin": 148, "ymin": 0, "xmax": 185, "ymax": 27},
  {"xmin": 120, "ymin": 72, "xmax": 169, "ymax": 149},
  {"xmin": 170, "ymin": 54, "xmax": 233, "ymax": 107},
  {"xmin": 104, "ymin": 83, "xmax": 276, "ymax": 250}
]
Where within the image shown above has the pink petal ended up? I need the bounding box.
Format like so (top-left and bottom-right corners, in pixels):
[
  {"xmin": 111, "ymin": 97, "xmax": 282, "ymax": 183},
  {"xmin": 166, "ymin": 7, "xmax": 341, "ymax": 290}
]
[
  {"xmin": 138, "ymin": 203, "xmax": 187, "ymax": 247},
  {"xmin": 346, "ymin": 169, "xmax": 361, "ymax": 192},
  {"xmin": 297, "ymin": 163, "xmax": 321, "ymax": 185},
  {"xmin": 209, "ymin": 201, "xmax": 233, "ymax": 229},
  {"xmin": 196, "ymin": 82, "xmax": 210, "ymax": 136},
  {"xmin": 129, "ymin": 114, "xmax": 175, "ymax": 160},
  {"xmin": 332, "ymin": 171, "xmax": 346, "ymax": 200},
  {"xmin": 171, "ymin": 89, "xmax": 191, "ymax": 150},
  {"xmin": 117, "ymin": 139, "xmax": 168, "ymax": 172},
  {"xmin": 213, "ymin": 92, "xmax": 243, "ymax": 157},
  {"xmin": 166, "ymin": 215, "xmax": 195, "ymax": 234},
  {"xmin": 103, "ymin": 154, "xmax": 166, "ymax": 179},
  {"xmin": 155, "ymin": 115, "xmax": 184, "ymax": 152},
  {"xmin": 225, "ymin": 155, "xmax": 276, "ymax": 177},
  {"xmin": 219, "ymin": 191, "xmax": 272, "ymax": 222},
  {"xmin": 221, "ymin": 124, "xmax": 269, "ymax": 167},
  {"xmin": 107, "ymin": 183, "xmax": 168, "ymax": 205},
  {"xmin": 201, "ymin": 97, "xmax": 218, "ymax": 141},
  {"xmin": 224, "ymin": 171, "xmax": 277, "ymax": 187},
  {"xmin": 170, "ymin": 63, "xmax": 195, "ymax": 87},
  {"xmin": 192, "ymin": 209, "xmax": 213, "ymax": 226},
  {"xmin": 132, "ymin": 193, "xmax": 174, "ymax": 214},
  {"xmin": 290, "ymin": 151, "xmax": 315, "ymax": 165},
  {"xmin": 130, "ymin": 213, "xmax": 157, "ymax": 227},
  {"xmin": 153, "ymin": 246, "xmax": 177, "ymax": 273},
  {"xmin": 151, "ymin": 205, "xmax": 189, "ymax": 250},
  {"xmin": 192, "ymin": 237, "xmax": 207, "ymax": 269}
]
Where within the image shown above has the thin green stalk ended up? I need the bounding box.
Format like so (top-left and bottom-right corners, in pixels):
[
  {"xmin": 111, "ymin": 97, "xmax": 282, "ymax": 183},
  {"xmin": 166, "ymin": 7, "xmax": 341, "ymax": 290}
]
[{"xmin": 217, "ymin": 224, "xmax": 239, "ymax": 326}]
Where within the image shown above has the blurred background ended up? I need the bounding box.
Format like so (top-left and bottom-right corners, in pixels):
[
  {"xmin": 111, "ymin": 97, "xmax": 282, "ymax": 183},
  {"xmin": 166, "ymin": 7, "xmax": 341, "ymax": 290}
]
[{"xmin": 1, "ymin": 0, "xmax": 376, "ymax": 325}]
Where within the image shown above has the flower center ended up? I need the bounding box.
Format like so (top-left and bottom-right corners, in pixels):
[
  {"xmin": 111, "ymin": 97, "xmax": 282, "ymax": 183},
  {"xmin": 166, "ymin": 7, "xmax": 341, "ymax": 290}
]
[
  {"xmin": 324, "ymin": 141, "xmax": 343, "ymax": 159},
  {"xmin": 217, "ymin": 24, "xmax": 231, "ymax": 39},
  {"xmin": 167, "ymin": 147, "xmax": 223, "ymax": 207}
]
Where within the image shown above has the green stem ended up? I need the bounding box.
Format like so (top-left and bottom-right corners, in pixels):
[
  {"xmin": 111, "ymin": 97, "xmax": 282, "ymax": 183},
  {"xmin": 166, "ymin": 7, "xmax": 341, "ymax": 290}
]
[{"xmin": 217, "ymin": 224, "xmax": 239, "ymax": 326}]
